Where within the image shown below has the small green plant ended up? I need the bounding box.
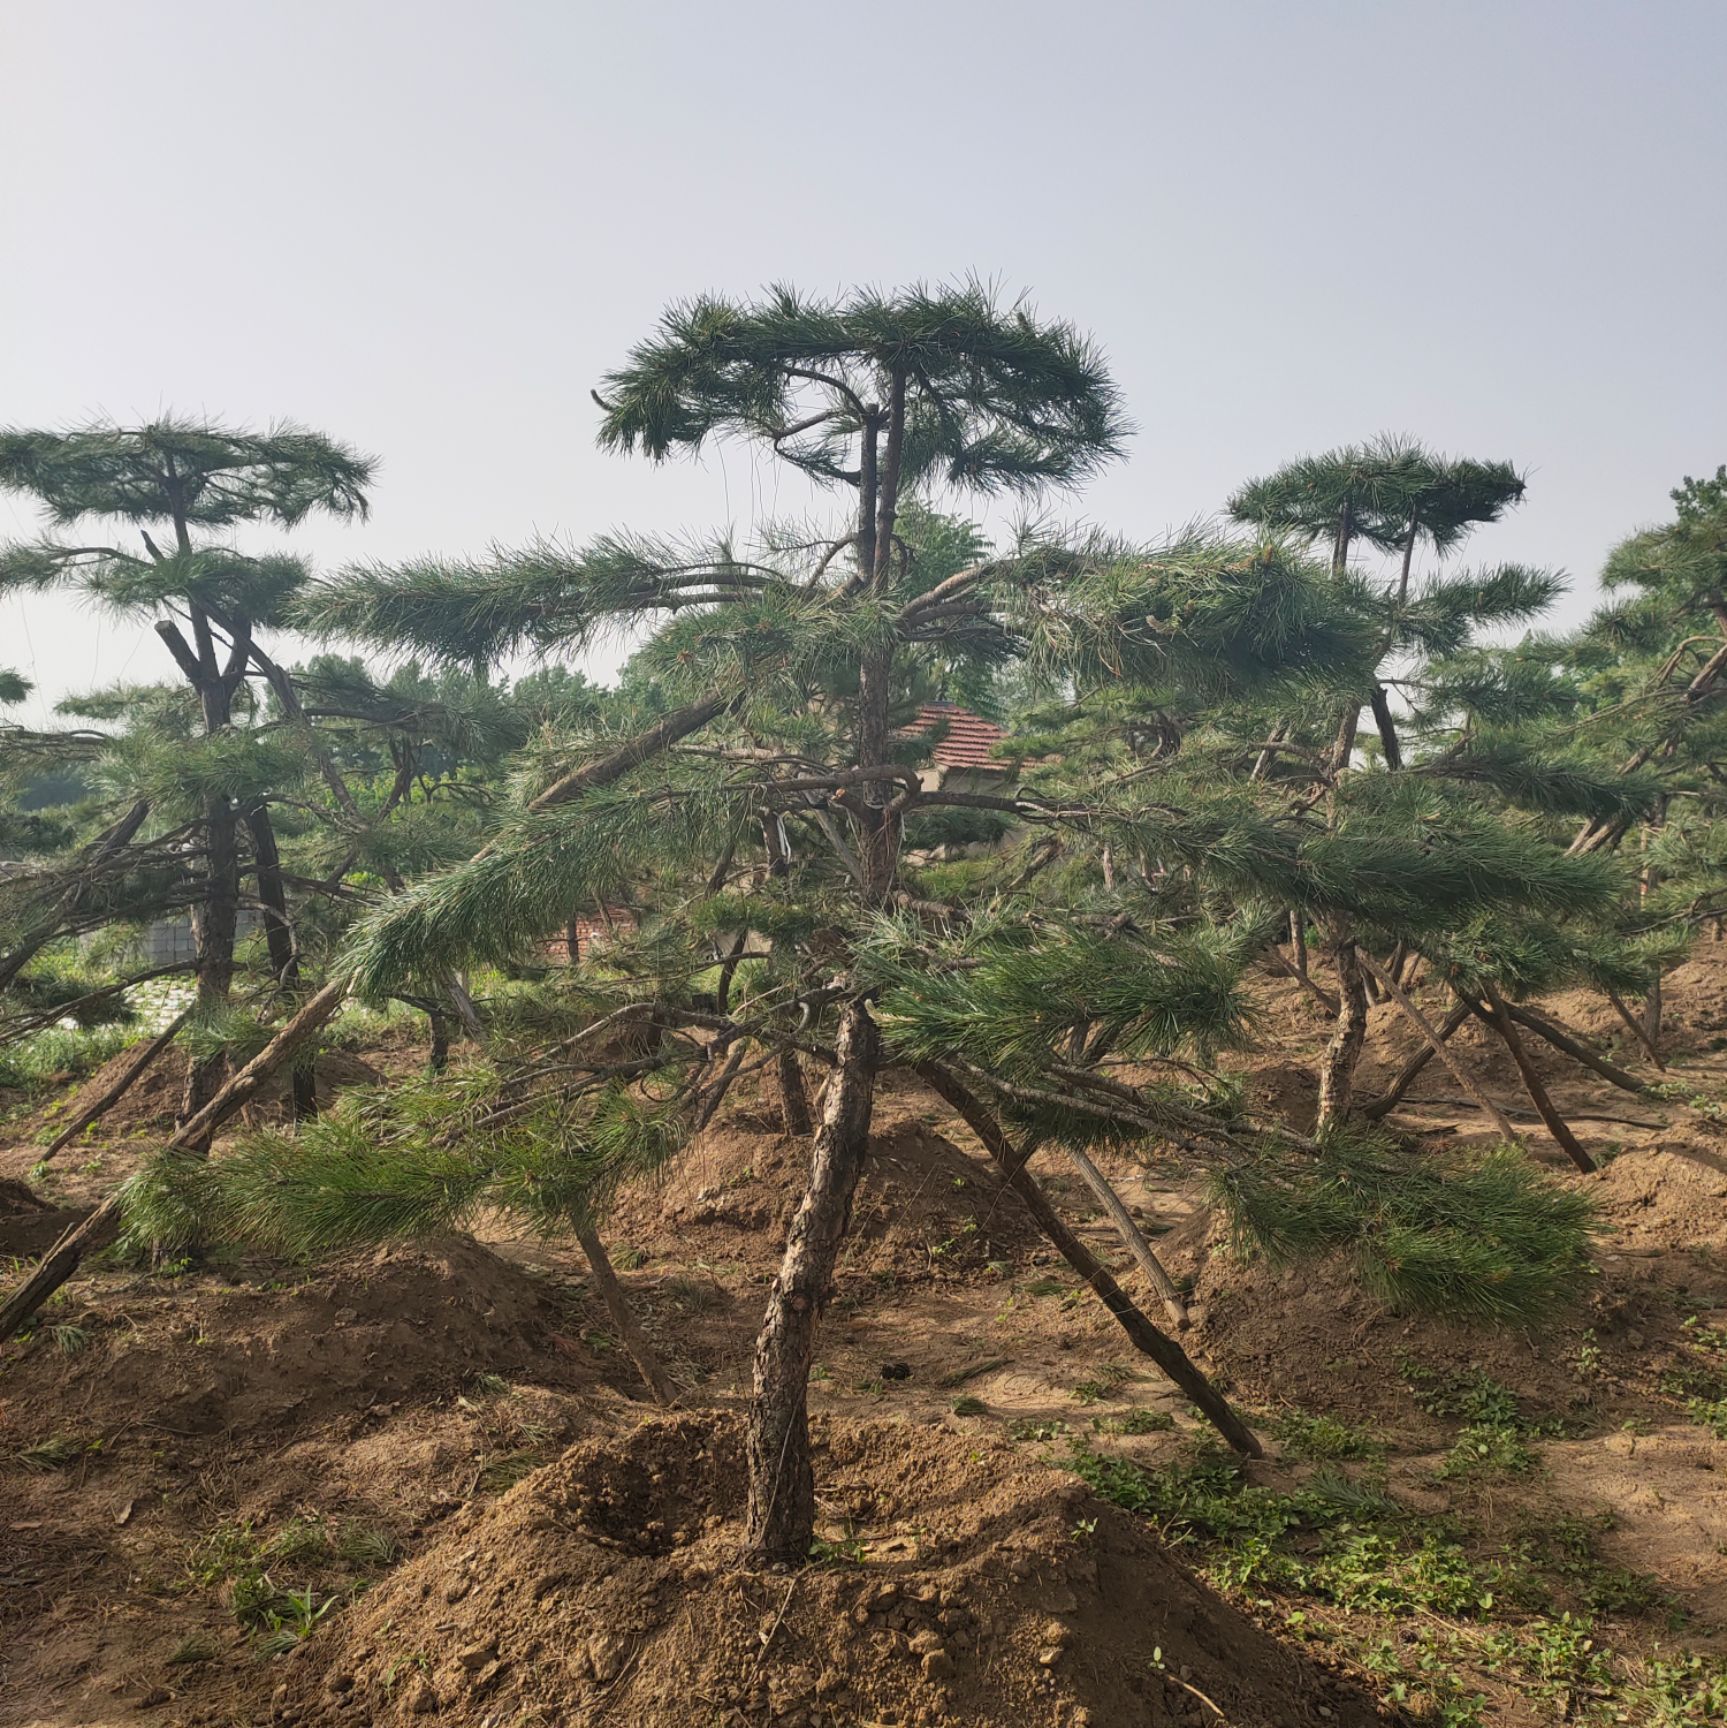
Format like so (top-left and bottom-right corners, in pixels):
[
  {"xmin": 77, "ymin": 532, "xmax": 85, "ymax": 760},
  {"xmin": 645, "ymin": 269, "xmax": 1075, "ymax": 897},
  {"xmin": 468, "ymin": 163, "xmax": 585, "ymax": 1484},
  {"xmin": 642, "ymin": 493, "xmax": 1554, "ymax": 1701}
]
[
  {"xmin": 331, "ymin": 1534, "xmax": 399, "ymax": 1575},
  {"xmin": 165, "ymin": 1634, "xmax": 219, "ymax": 1666},
  {"xmin": 13, "ymin": 1434, "xmax": 89, "ymax": 1471},
  {"xmin": 475, "ymin": 1448, "xmax": 544, "ymax": 1493},
  {"xmin": 1270, "ymin": 1409, "xmax": 1382, "ymax": 1461},
  {"xmin": 1400, "ymin": 1362, "xmax": 1526, "ymax": 1429},
  {"xmin": 1687, "ymin": 1396, "xmax": 1727, "ymax": 1439},
  {"xmin": 1007, "ymin": 1418, "xmax": 1068, "ymax": 1443},
  {"xmin": 48, "ymin": 1322, "xmax": 89, "ymax": 1357},
  {"xmin": 951, "ymin": 1394, "xmax": 988, "ymax": 1417},
  {"xmin": 252, "ymin": 1584, "xmax": 337, "ymax": 1655},
  {"xmin": 809, "ymin": 1533, "xmax": 865, "ymax": 1566},
  {"xmin": 1439, "ymin": 1424, "xmax": 1538, "ymax": 1481},
  {"xmin": 1092, "ymin": 1408, "xmax": 1176, "ymax": 1437}
]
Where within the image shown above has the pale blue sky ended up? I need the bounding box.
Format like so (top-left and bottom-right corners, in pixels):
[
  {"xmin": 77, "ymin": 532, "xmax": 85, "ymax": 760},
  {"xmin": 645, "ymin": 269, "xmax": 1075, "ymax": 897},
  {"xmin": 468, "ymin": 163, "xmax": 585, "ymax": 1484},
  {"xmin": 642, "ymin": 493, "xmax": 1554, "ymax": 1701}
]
[{"xmin": 2, "ymin": 0, "xmax": 1722, "ymax": 722}]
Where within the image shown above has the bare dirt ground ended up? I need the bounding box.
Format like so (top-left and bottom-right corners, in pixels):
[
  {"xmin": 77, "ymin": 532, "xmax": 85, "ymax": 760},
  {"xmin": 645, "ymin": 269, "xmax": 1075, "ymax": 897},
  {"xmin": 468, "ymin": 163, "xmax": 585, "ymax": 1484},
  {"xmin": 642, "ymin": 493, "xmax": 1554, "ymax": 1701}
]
[{"xmin": 3, "ymin": 954, "xmax": 1727, "ymax": 1726}]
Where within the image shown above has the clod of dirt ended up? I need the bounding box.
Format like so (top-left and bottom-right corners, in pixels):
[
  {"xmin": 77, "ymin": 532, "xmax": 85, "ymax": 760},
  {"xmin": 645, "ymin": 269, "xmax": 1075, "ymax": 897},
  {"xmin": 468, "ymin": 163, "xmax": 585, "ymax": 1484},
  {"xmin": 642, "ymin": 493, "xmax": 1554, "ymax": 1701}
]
[{"xmin": 273, "ymin": 1414, "xmax": 1381, "ymax": 1728}]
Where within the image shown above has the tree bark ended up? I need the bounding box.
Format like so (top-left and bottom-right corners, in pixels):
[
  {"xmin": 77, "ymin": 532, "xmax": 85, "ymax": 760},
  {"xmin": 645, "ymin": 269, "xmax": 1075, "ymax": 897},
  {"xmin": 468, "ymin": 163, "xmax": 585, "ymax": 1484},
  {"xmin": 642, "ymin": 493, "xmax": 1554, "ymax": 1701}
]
[
  {"xmin": 526, "ymin": 693, "xmax": 735, "ymax": 814},
  {"xmin": 243, "ymin": 803, "xmax": 315, "ymax": 1121},
  {"xmin": 1354, "ymin": 953, "xmax": 1522, "ymax": 1144},
  {"xmin": 575, "ymin": 1222, "xmax": 676, "ymax": 1406},
  {"xmin": 1467, "ymin": 986, "xmax": 1597, "ymax": 1173},
  {"xmin": 1063, "ymin": 1145, "xmax": 1189, "ymax": 1330},
  {"xmin": 775, "ymin": 1046, "xmax": 813, "ymax": 1137},
  {"xmin": 1504, "ymin": 1002, "xmax": 1655, "ymax": 1096},
  {"xmin": 427, "ymin": 1010, "xmax": 451, "ymax": 1072},
  {"xmin": 917, "ymin": 1064, "xmax": 1260, "ymax": 1457},
  {"xmin": 1368, "ymin": 686, "xmax": 1403, "ymax": 770},
  {"xmin": 1316, "ymin": 932, "xmax": 1369, "ymax": 1125},
  {"xmin": 180, "ymin": 789, "xmax": 239, "ymax": 1121},
  {"xmin": 744, "ymin": 1001, "xmax": 877, "ymax": 1566},
  {"xmin": 1604, "ymin": 987, "xmax": 1667, "ymax": 1070}
]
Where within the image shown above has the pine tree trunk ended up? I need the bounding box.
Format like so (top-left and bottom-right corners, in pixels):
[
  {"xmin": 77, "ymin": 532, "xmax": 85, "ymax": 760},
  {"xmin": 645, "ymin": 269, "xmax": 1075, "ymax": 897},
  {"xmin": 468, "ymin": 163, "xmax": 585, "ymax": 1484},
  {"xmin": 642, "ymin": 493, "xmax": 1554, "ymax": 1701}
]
[
  {"xmin": 181, "ymin": 792, "xmax": 240, "ymax": 1120},
  {"xmin": 1361, "ymin": 1001, "xmax": 1471, "ymax": 1119},
  {"xmin": 0, "ymin": 978, "xmax": 350, "ymax": 1343},
  {"xmin": 243, "ymin": 803, "xmax": 315, "ymax": 1121},
  {"xmin": 1469, "ymin": 986, "xmax": 1597, "ymax": 1173},
  {"xmin": 917, "ymin": 1064, "xmax": 1260, "ymax": 1457},
  {"xmin": 1317, "ymin": 932, "xmax": 1368, "ymax": 1125},
  {"xmin": 1063, "ymin": 1145, "xmax": 1189, "ymax": 1330},
  {"xmin": 744, "ymin": 1001, "xmax": 877, "ymax": 1566},
  {"xmin": 1355, "ymin": 954, "xmax": 1522, "ymax": 1144},
  {"xmin": 1505, "ymin": 1002, "xmax": 1654, "ymax": 1096},
  {"xmin": 1368, "ymin": 686, "xmax": 1403, "ymax": 769},
  {"xmin": 775, "ymin": 1046, "xmax": 812, "ymax": 1137},
  {"xmin": 1604, "ymin": 988, "xmax": 1667, "ymax": 1070},
  {"xmin": 575, "ymin": 1223, "xmax": 675, "ymax": 1406},
  {"xmin": 427, "ymin": 1010, "xmax": 452, "ymax": 1072}
]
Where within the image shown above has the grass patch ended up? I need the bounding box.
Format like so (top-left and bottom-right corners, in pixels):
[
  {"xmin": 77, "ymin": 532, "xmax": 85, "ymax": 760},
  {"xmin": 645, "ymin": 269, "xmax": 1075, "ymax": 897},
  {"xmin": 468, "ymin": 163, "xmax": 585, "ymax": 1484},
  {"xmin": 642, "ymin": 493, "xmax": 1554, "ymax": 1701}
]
[
  {"xmin": 1061, "ymin": 1436, "xmax": 1723, "ymax": 1725},
  {"xmin": 1269, "ymin": 1409, "xmax": 1383, "ymax": 1460}
]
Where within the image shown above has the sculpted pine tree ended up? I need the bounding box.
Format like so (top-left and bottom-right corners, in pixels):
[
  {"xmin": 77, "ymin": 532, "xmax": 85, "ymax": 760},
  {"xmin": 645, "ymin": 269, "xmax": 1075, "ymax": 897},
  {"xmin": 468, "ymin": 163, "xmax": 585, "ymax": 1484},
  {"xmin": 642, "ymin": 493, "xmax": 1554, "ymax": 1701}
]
[
  {"xmin": 0, "ymin": 421, "xmax": 373, "ymax": 1115},
  {"xmin": 1228, "ymin": 439, "xmax": 1555, "ymax": 1121}
]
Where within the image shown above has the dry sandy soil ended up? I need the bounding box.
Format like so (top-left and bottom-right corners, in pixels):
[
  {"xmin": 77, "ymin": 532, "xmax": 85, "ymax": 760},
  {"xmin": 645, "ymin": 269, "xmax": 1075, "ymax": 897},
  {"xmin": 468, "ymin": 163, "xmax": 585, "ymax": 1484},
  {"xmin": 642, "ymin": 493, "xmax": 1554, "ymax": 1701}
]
[{"xmin": 3, "ymin": 953, "xmax": 1727, "ymax": 1727}]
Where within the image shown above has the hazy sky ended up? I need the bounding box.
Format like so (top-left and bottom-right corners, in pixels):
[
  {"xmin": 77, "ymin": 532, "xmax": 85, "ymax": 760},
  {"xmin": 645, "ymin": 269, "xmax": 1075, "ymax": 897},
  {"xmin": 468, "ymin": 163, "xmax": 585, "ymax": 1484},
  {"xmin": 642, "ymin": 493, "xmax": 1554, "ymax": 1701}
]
[{"xmin": 2, "ymin": 0, "xmax": 1722, "ymax": 725}]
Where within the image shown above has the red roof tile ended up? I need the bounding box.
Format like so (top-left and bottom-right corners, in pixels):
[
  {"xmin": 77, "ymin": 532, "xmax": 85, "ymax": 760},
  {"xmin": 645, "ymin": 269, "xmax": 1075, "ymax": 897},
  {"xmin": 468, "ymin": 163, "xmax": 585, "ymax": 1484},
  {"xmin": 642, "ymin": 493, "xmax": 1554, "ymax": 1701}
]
[{"xmin": 901, "ymin": 701, "xmax": 1012, "ymax": 769}]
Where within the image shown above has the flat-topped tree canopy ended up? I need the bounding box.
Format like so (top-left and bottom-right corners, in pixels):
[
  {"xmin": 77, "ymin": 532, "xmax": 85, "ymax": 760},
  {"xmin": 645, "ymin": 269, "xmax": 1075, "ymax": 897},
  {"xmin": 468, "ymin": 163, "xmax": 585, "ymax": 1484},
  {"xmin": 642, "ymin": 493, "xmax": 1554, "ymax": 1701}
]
[
  {"xmin": 0, "ymin": 418, "xmax": 374, "ymax": 532},
  {"xmin": 0, "ymin": 419, "xmax": 375, "ymax": 634},
  {"xmin": 594, "ymin": 281, "xmax": 1130, "ymax": 497},
  {"xmin": 0, "ymin": 414, "xmax": 375, "ymax": 528},
  {"xmin": 1229, "ymin": 435, "xmax": 1525, "ymax": 562}
]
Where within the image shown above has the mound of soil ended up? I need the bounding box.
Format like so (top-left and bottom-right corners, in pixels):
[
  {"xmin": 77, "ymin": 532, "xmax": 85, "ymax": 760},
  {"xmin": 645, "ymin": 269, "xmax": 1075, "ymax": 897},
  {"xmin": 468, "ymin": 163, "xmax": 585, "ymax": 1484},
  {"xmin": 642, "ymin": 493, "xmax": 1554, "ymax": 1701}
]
[
  {"xmin": 611, "ymin": 1092, "xmax": 1041, "ymax": 1281},
  {"xmin": 272, "ymin": 1414, "xmax": 1382, "ymax": 1728},
  {"xmin": 29, "ymin": 1044, "xmax": 386, "ymax": 1149},
  {"xmin": 0, "ymin": 1177, "xmax": 85, "ymax": 1258},
  {"xmin": 1592, "ymin": 1142, "xmax": 1727, "ymax": 1256},
  {"xmin": 1173, "ymin": 1142, "xmax": 1727, "ymax": 1437},
  {"xmin": 4, "ymin": 1238, "xmax": 599, "ymax": 1446}
]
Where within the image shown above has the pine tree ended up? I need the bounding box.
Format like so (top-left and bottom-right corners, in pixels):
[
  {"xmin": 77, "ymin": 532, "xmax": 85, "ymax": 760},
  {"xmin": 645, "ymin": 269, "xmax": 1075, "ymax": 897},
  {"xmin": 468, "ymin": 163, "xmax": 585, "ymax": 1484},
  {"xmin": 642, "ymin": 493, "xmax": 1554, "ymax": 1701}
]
[{"xmin": 0, "ymin": 421, "xmax": 374, "ymax": 1114}]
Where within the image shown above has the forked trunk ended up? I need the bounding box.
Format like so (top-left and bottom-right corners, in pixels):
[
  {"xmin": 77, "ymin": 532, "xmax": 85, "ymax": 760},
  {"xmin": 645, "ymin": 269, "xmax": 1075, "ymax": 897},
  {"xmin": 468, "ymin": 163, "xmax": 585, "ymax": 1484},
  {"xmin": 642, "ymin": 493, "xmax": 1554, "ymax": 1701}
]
[
  {"xmin": 1361, "ymin": 1000, "xmax": 1470, "ymax": 1120},
  {"xmin": 1354, "ymin": 953, "xmax": 1522, "ymax": 1145},
  {"xmin": 744, "ymin": 1000, "xmax": 877, "ymax": 1566},
  {"xmin": 1316, "ymin": 933, "xmax": 1368, "ymax": 1126}
]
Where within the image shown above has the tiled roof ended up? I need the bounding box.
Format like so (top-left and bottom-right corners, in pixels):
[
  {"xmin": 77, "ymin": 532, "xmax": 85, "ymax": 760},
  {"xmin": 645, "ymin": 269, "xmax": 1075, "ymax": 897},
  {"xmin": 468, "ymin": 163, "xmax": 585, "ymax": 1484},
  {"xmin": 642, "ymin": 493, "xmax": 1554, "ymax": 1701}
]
[{"xmin": 901, "ymin": 701, "xmax": 1012, "ymax": 769}]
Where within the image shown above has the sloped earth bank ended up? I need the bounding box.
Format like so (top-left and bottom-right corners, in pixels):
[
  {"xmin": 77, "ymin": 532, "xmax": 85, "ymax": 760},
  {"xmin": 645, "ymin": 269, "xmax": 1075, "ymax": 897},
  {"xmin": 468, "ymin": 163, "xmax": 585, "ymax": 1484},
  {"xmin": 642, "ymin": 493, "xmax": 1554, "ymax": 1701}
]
[
  {"xmin": 267, "ymin": 1415, "xmax": 1383, "ymax": 1728},
  {"xmin": 0, "ymin": 1243, "xmax": 638, "ymax": 1728},
  {"xmin": 6, "ymin": 952, "xmax": 1727, "ymax": 1724}
]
